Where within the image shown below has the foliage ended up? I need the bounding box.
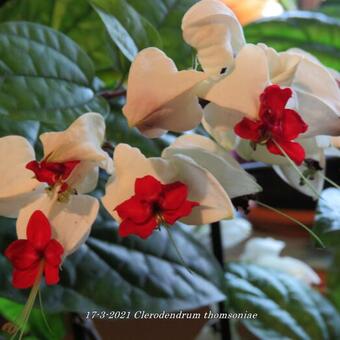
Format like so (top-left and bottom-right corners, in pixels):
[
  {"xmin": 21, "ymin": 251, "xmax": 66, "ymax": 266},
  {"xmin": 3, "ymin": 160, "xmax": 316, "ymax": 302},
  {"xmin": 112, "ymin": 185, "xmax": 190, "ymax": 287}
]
[
  {"xmin": 225, "ymin": 263, "xmax": 340, "ymax": 340},
  {"xmin": 244, "ymin": 11, "xmax": 340, "ymax": 71}
]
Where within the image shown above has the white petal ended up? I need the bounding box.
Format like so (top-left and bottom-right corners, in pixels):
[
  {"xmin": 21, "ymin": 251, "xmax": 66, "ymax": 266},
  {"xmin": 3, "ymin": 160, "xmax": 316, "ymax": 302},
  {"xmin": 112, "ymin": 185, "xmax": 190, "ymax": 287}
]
[
  {"xmin": 102, "ymin": 143, "xmax": 234, "ymax": 225},
  {"xmin": 256, "ymin": 256, "xmax": 321, "ymax": 286},
  {"xmin": 182, "ymin": 0, "xmax": 245, "ymax": 76},
  {"xmin": 67, "ymin": 161, "xmax": 99, "ymax": 194},
  {"xmin": 168, "ymin": 153, "xmax": 234, "ymax": 224},
  {"xmin": 221, "ymin": 217, "xmax": 252, "ymax": 249},
  {"xmin": 258, "ymin": 44, "xmax": 301, "ymax": 85},
  {"xmin": 241, "ymin": 237, "xmax": 285, "ymax": 261},
  {"xmin": 202, "ymin": 102, "xmax": 242, "ymax": 150},
  {"xmin": 0, "ymin": 136, "xmax": 43, "ymax": 217},
  {"xmin": 123, "ymin": 48, "xmax": 206, "ymax": 137},
  {"xmin": 202, "ymin": 117, "xmax": 237, "ymax": 151},
  {"xmin": 273, "ymin": 138, "xmax": 325, "ymax": 199},
  {"xmin": 0, "ymin": 191, "xmax": 43, "ymax": 219},
  {"xmin": 295, "ymin": 90, "xmax": 340, "ymax": 137},
  {"xmin": 40, "ymin": 112, "xmax": 113, "ymax": 173},
  {"xmin": 162, "ymin": 134, "xmax": 261, "ymax": 198},
  {"xmin": 291, "ymin": 58, "xmax": 340, "ymax": 136},
  {"xmin": 205, "ymin": 44, "xmax": 270, "ymax": 119},
  {"xmin": 17, "ymin": 193, "xmax": 99, "ymax": 256}
]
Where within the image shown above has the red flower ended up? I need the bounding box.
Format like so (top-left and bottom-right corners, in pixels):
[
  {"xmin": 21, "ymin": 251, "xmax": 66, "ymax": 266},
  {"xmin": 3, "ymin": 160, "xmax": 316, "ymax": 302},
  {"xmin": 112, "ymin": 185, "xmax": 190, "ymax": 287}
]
[
  {"xmin": 115, "ymin": 175, "xmax": 199, "ymax": 239},
  {"xmin": 5, "ymin": 210, "xmax": 64, "ymax": 289},
  {"xmin": 234, "ymin": 85, "xmax": 308, "ymax": 165},
  {"xmin": 26, "ymin": 159, "xmax": 80, "ymax": 192}
]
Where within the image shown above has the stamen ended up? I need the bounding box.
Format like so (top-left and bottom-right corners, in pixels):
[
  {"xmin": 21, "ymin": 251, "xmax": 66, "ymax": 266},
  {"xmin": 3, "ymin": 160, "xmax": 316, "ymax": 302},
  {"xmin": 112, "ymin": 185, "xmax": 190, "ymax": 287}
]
[
  {"xmin": 156, "ymin": 213, "xmax": 192, "ymax": 274},
  {"xmin": 10, "ymin": 261, "xmax": 44, "ymax": 340},
  {"xmin": 164, "ymin": 227, "xmax": 193, "ymax": 274},
  {"xmin": 254, "ymin": 200, "xmax": 325, "ymax": 248}
]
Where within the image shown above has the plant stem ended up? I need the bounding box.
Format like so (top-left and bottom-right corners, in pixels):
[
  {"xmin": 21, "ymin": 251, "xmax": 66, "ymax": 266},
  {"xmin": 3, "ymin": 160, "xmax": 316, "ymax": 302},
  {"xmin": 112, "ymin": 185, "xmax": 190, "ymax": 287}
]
[{"xmin": 255, "ymin": 200, "xmax": 325, "ymax": 248}]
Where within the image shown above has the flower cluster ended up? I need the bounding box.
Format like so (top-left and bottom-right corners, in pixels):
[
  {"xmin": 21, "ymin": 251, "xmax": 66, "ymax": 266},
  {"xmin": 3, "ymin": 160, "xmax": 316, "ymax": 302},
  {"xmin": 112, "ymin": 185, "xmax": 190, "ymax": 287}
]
[
  {"xmin": 123, "ymin": 0, "xmax": 340, "ymax": 198},
  {"xmin": 1, "ymin": 0, "xmax": 339, "ymax": 332}
]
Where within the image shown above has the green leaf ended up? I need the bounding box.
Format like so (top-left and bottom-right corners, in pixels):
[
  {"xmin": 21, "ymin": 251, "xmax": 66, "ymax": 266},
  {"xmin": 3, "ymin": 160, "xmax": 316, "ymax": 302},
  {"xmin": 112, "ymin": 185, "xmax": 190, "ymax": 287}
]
[
  {"xmin": 0, "ymin": 297, "xmax": 65, "ymax": 340},
  {"xmin": 127, "ymin": 0, "xmax": 197, "ymax": 69},
  {"xmin": 314, "ymin": 188, "xmax": 340, "ymax": 248},
  {"xmin": 0, "ymin": 0, "xmax": 55, "ymax": 25},
  {"xmin": 0, "ymin": 116, "xmax": 40, "ymax": 145},
  {"xmin": 327, "ymin": 250, "xmax": 340, "ymax": 312},
  {"xmin": 0, "ymin": 0, "xmax": 117, "ymax": 77},
  {"xmin": 105, "ymin": 109, "xmax": 168, "ymax": 157},
  {"xmin": 244, "ymin": 12, "xmax": 340, "ymax": 71},
  {"xmin": 225, "ymin": 263, "xmax": 340, "ymax": 340},
  {"xmin": 319, "ymin": 4, "xmax": 340, "ymax": 19},
  {"xmin": 0, "ymin": 212, "xmax": 225, "ymax": 313},
  {"xmin": 279, "ymin": 0, "xmax": 298, "ymax": 10},
  {"xmin": 0, "ymin": 21, "xmax": 109, "ymax": 127},
  {"xmin": 90, "ymin": 0, "xmax": 162, "ymax": 61}
]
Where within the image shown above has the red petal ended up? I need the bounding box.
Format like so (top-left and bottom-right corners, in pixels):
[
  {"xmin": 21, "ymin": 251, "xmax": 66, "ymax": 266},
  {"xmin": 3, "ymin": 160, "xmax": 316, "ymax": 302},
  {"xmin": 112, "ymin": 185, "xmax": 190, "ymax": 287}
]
[
  {"xmin": 280, "ymin": 109, "xmax": 308, "ymax": 140},
  {"xmin": 12, "ymin": 266, "xmax": 39, "ymax": 289},
  {"xmin": 135, "ymin": 175, "xmax": 162, "ymax": 201},
  {"xmin": 61, "ymin": 160, "xmax": 80, "ymax": 180},
  {"xmin": 44, "ymin": 263, "xmax": 60, "ymax": 285},
  {"xmin": 234, "ymin": 118, "xmax": 262, "ymax": 141},
  {"xmin": 26, "ymin": 160, "xmax": 39, "ymax": 172},
  {"xmin": 163, "ymin": 201, "xmax": 199, "ymax": 225},
  {"xmin": 118, "ymin": 217, "xmax": 158, "ymax": 239},
  {"xmin": 160, "ymin": 182, "xmax": 188, "ymax": 210},
  {"xmin": 115, "ymin": 196, "xmax": 153, "ymax": 223},
  {"xmin": 260, "ymin": 85, "xmax": 292, "ymax": 117},
  {"xmin": 26, "ymin": 161, "xmax": 57, "ymax": 186},
  {"xmin": 44, "ymin": 240, "xmax": 64, "ymax": 266},
  {"xmin": 267, "ymin": 140, "xmax": 306, "ymax": 165},
  {"xmin": 27, "ymin": 210, "xmax": 51, "ymax": 251},
  {"xmin": 5, "ymin": 240, "xmax": 40, "ymax": 270}
]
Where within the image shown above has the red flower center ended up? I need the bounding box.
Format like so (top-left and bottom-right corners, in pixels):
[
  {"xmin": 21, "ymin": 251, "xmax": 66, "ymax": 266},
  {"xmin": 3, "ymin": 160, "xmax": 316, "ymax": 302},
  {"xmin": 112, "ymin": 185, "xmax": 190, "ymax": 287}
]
[
  {"xmin": 26, "ymin": 159, "xmax": 80, "ymax": 193},
  {"xmin": 5, "ymin": 210, "xmax": 64, "ymax": 289},
  {"xmin": 234, "ymin": 85, "xmax": 308, "ymax": 165},
  {"xmin": 114, "ymin": 175, "xmax": 199, "ymax": 239}
]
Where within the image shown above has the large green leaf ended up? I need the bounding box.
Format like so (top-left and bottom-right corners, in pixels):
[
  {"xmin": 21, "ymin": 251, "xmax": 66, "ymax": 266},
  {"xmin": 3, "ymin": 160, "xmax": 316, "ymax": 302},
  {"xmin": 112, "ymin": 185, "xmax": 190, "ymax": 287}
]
[
  {"xmin": 0, "ymin": 21, "xmax": 109, "ymax": 126},
  {"xmin": 0, "ymin": 0, "xmax": 116, "ymax": 78},
  {"xmin": 127, "ymin": 0, "xmax": 197, "ymax": 69},
  {"xmin": 0, "ymin": 116, "xmax": 40, "ymax": 145},
  {"xmin": 244, "ymin": 12, "xmax": 340, "ymax": 71},
  {"xmin": 0, "ymin": 212, "xmax": 225, "ymax": 313},
  {"xmin": 314, "ymin": 188, "xmax": 340, "ymax": 248},
  {"xmin": 90, "ymin": 0, "xmax": 162, "ymax": 62},
  {"xmin": 225, "ymin": 263, "xmax": 340, "ymax": 340}
]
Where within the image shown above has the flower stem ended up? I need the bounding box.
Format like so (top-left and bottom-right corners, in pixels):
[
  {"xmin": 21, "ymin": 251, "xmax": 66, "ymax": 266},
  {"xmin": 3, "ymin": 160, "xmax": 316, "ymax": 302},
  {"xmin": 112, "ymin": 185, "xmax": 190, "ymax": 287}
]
[
  {"xmin": 273, "ymin": 140, "xmax": 321, "ymax": 199},
  {"xmin": 254, "ymin": 200, "xmax": 325, "ymax": 248},
  {"xmin": 164, "ymin": 227, "xmax": 192, "ymax": 274}
]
